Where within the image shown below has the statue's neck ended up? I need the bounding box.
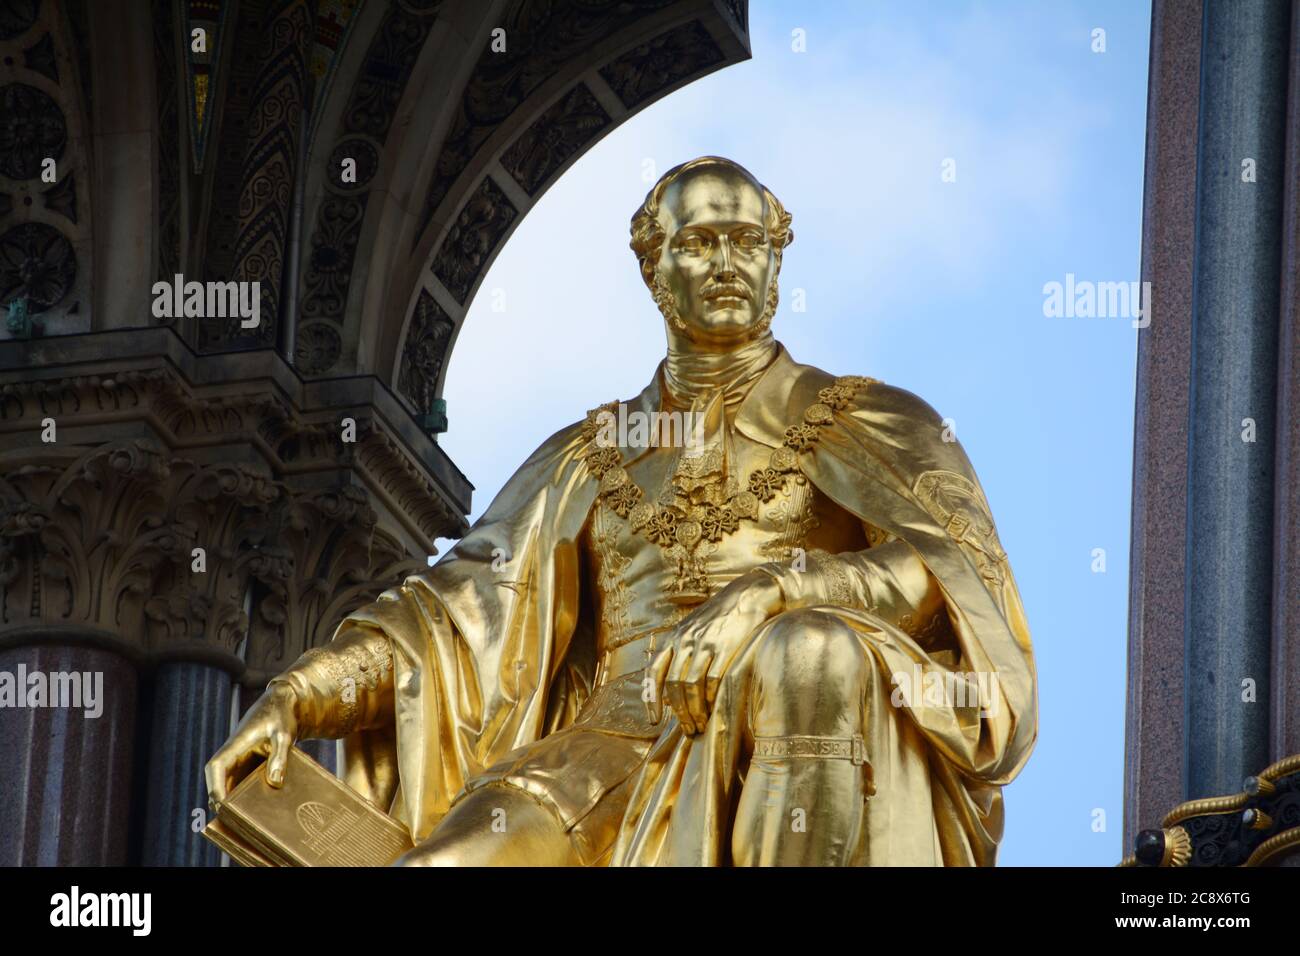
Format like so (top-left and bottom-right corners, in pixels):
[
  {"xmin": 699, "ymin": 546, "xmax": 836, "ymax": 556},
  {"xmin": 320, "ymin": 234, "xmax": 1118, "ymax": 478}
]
[{"xmin": 662, "ymin": 332, "xmax": 778, "ymax": 408}]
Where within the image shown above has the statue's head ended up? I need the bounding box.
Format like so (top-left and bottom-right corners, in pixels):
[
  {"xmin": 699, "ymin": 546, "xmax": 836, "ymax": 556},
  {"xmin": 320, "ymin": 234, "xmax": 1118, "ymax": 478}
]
[{"xmin": 630, "ymin": 157, "xmax": 793, "ymax": 347}]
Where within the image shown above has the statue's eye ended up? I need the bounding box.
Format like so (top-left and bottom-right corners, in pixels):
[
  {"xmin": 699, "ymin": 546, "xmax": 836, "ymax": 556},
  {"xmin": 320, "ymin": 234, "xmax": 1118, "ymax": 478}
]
[
  {"xmin": 736, "ymin": 233, "xmax": 763, "ymax": 251},
  {"xmin": 678, "ymin": 236, "xmax": 706, "ymax": 254}
]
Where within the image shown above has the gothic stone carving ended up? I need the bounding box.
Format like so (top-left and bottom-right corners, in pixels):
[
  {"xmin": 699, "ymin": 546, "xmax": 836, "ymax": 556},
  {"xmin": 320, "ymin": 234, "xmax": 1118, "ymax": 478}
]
[
  {"xmin": 301, "ymin": 194, "xmax": 368, "ymax": 323},
  {"xmin": 0, "ymin": 82, "xmax": 67, "ymax": 181},
  {"xmin": 328, "ymin": 136, "xmax": 379, "ymax": 191},
  {"xmin": 0, "ymin": 359, "xmax": 467, "ymax": 671},
  {"xmin": 499, "ymin": 83, "xmax": 610, "ymax": 196},
  {"xmin": 0, "ymin": 221, "xmax": 76, "ymax": 312},
  {"xmin": 597, "ymin": 19, "xmax": 724, "ymax": 109},
  {"xmin": 0, "ymin": 434, "xmax": 427, "ymax": 674},
  {"xmin": 218, "ymin": 0, "xmax": 314, "ymax": 350},
  {"xmin": 293, "ymin": 320, "xmax": 343, "ymax": 375},
  {"xmin": 153, "ymin": 0, "xmax": 181, "ymax": 282},
  {"xmin": 0, "ymin": 3, "xmax": 93, "ymax": 330},
  {"xmin": 430, "ymin": 175, "xmax": 517, "ymax": 305},
  {"xmin": 297, "ymin": 3, "xmax": 440, "ymax": 370},
  {"xmin": 0, "ymin": 367, "xmax": 467, "ymax": 555},
  {"xmin": 0, "ymin": 441, "xmax": 276, "ymax": 652},
  {"xmin": 243, "ymin": 484, "xmax": 425, "ymax": 685},
  {"xmin": 396, "ymin": 289, "xmax": 453, "ymax": 418},
  {"xmin": 417, "ymin": 0, "xmax": 678, "ymax": 233}
]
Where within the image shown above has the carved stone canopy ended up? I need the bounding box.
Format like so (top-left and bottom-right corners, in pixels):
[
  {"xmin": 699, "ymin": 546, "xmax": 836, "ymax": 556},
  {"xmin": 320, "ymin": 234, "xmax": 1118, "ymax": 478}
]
[{"xmin": 0, "ymin": 326, "xmax": 470, "ymax": 685}]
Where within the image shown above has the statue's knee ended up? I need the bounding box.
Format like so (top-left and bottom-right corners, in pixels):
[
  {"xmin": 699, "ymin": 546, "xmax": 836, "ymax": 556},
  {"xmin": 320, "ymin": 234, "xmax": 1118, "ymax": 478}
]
[
  {"xmin": 393, "ymin": 837, "xmax": 463, "ymax": 867},
  {"xmin": 393, "ymin": 784, "xmax": 579, "ymax": 866},
  {"xmin": 749, "ymin": 609, "xmax": 869, "ymax": 739},
  {"xmin": 756, "ymin": 608, "xmax": 867, "ymax": 694}
]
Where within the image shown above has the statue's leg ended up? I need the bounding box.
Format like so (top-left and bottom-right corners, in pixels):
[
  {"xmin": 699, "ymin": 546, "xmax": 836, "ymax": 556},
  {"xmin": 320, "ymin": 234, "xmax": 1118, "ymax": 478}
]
[
  {"xmin": 731, "ymin": 608, "xmax": 871, "ymax": 866},
  {"xmin": 394, "ymin": 784, "xmax": 581, "ymax": 866}
]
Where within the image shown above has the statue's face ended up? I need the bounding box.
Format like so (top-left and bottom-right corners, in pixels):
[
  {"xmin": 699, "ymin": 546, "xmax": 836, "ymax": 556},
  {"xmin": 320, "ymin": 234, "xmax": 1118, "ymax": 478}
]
[{"xmin": 656, "ymin": 166, "xmax": 775, "ymax": 343}]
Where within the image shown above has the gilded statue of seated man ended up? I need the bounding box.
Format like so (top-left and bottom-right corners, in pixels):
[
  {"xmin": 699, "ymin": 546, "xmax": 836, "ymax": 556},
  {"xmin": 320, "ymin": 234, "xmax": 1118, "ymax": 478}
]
[{"xmin": 206, "ymin": 156, "xmax": 1037, "ymax": 866}]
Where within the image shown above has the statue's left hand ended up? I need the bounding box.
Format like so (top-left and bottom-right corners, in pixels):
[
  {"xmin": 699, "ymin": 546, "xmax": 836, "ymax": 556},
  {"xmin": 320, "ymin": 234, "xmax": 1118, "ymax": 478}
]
[{"xmin": 652, "ymin": 570, "xmax": 783, "ymax": 735}]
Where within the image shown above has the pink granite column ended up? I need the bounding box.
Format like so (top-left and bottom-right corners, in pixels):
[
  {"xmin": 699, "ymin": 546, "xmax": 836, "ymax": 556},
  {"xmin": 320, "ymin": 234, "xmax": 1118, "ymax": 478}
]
[
  {"xmin": 1123, "ymin": 0, "xmax": 1201, "ymax": 849},
  {"xmin": 0, "ymin": 644, "xmax": 139, "ymax": 865}
]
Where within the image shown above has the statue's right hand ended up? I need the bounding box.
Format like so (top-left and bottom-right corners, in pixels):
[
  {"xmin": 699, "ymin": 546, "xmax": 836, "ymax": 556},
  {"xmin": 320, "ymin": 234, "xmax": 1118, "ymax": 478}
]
[{"xmin": 204, "ymin": 682, "xmax": 301, "ymax": 810}]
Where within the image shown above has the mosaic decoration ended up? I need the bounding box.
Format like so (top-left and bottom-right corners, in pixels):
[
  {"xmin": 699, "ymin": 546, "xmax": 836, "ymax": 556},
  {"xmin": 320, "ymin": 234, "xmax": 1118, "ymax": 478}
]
[
  {"xmin": 183, "ymin": 0, "xmax": 230, "ymax": 174},
  {"xmin": 305, "ymin": 0, "xmax": 364, "ymax": 146},
  {"xmin": 297, "ymin": 2, "xmax": 441, "ymax": 352}
]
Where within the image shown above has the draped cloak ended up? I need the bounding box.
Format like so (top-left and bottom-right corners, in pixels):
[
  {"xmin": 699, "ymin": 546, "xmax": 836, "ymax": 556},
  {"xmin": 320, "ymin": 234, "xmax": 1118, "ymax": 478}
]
[{"xmin": 332, "ymin": 345, "xmax": 1037, "ymax": 865}]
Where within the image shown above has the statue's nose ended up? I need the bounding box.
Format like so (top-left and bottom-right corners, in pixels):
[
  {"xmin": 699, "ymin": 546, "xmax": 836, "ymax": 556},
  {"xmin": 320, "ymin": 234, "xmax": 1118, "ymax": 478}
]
[{"xmin": 713, "ymin": 236, "xmax": 736, "ymax": 279}]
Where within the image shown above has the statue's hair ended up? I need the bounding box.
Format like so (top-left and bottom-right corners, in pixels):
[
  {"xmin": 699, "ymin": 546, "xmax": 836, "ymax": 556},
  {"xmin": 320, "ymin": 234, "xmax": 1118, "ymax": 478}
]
[{"xmin": 629, "ymin": 156, "xmax": 793, "ymax": 287}]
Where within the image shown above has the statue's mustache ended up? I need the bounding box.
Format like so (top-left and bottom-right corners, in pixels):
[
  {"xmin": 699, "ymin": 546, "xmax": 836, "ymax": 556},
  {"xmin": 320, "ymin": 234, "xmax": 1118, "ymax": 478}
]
[{"xmin": 701, "ymin": 281, "xmax": 751, "ymax": 301}]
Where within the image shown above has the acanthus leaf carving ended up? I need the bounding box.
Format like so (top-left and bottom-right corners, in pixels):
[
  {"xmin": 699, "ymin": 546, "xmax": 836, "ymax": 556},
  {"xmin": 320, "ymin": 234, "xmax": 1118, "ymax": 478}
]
[
  {"xmin": 0, "ymin": 441, "xmax": 283, "ymax": 653},
  {"xmin": 244, "ymin": 483, "xmax": 422, "ymax": 683}
]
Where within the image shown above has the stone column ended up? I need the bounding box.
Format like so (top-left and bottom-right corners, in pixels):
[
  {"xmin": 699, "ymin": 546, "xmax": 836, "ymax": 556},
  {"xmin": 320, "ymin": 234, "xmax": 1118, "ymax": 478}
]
[
  {"xmin": 1123, "ymin": 0, "xmax": 1202, "ymax": 847},
  {"xmin": 1272, "ymin": 2, "xmax": 1300, "ymax": 765},
  {"xmin": 140, "ymin": 662, "xmax": 234, "ymax": 866},
  {"xmin": 0, "ymin": 643, "xmax": 138, "ymax": 865},
  {"xmin": 1127, "ymin": 0, "xmax": 1300, "ymax": 849},
  {"xmin": 297, "ymin": 738, "xmax": 339, "ymax": 775},
  {"xmin": 1183, "ymin": 0, "xmax": 1290, "ymax": 799}
]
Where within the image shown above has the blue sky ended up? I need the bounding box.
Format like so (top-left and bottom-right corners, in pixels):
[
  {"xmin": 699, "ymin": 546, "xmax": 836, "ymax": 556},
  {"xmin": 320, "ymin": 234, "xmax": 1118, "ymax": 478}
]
[{"xmin": 439, "ymin": 0, "xmax": 1152, "ymax": 865}]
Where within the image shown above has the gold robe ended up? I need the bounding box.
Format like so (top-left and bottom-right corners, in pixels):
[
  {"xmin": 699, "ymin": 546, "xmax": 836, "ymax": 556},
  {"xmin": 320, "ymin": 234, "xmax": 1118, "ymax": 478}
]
[{"xmin": 329, "ymin": 344, "xmax": 1037, "ymax": 865}]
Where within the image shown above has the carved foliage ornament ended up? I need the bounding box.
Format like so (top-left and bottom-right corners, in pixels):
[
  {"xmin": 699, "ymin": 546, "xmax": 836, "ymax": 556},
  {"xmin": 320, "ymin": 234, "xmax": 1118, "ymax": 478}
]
[
  {"xmin": 597, "ymin": 20, "xmax": 724, "ymax": 109},
  {"xmin": 419, "ymin": 0, "xmax": 678, "ymax": 227},
  {"xmin": 297, "ymin": 3, "xmax": 440, "ymax": 368},
  {"xmin": 244, "ymin": 486, "xmax": 424, "ymax": 683},
  {"xmin": 431, "ymin": 176, "xmax": 517, "ymax": 305},
  {"xmin": 396, "ymin": 289, "xmax": 453, "ymax": 417},
  {"xmin": 0, "ymin": 436, "xmax": 431, "ymax": 665},
  {"xmin": 499, "ymin": 82, "xmax": 610, "ymax": 196},
  {"xmin": 0, "ymin": 368, "xmax": 466, "ymax": 557},
  {"xmin": 0, "ymin": 82, "xmax": 67, "ymax": 180},
  {"xmin": 0, "ymin": 221, "xmax": 76, "ymax": 312},
  {"xmin": 302, "ymin": 194, "xmax": 368, "ymax": 321},
  {"xmin": 294, "ymin": 321, "xmax": 343, "ymax": 376}
]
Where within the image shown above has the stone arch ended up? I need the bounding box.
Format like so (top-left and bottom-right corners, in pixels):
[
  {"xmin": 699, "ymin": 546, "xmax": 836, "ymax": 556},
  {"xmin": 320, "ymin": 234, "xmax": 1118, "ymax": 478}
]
[
  {"xmin": 291, "ymin": 0, "xmax": 462, "ymax": 374},
  {"xmin": 288, "ymin": 0, "xmax": 751, "ymax": 426}
]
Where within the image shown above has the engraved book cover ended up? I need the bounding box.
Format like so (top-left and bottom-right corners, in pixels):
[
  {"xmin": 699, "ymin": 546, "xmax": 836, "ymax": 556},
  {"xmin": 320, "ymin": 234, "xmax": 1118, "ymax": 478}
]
[{"xmin": 202, "ymin": 748, "xmax": 413, "ymax": 867}]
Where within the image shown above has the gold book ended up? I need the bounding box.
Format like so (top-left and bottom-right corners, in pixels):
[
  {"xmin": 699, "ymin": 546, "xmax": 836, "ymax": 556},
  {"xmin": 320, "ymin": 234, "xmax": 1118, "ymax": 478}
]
[
  {"xmin": 202, "ymin": 747, "xmax": 413, "ymax": 867},
  {"xmin": 202, "ymin": 817, "xmax": 276, "ymax": 868}
]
